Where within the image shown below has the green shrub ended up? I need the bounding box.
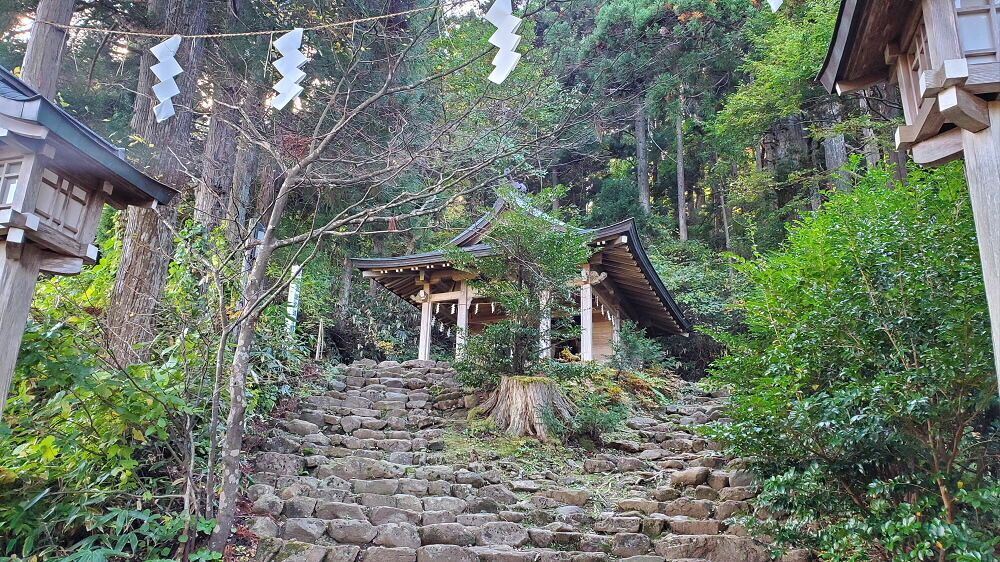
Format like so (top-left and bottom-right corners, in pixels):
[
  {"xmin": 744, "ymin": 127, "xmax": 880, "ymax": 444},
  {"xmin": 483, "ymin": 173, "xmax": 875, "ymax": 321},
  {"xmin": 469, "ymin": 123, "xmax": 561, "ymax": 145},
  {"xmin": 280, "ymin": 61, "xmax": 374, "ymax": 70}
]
[
  {"xmin": 542, "ymin": 393, "xmax": 629, "ymax": 443},
  {"xmin": 708, "ymin": 162, "xmax": 1000, "ymax": 559},
  {"xmin": 609, "ymin": 319, "xmax": 668, "ymax": 371}
]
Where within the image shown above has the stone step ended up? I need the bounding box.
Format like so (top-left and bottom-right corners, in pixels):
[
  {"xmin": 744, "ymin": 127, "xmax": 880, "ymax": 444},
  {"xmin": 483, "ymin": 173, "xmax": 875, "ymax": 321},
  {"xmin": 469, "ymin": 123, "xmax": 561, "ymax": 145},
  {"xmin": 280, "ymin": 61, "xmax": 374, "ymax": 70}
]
[{"xmin": 241, "ymin": 360, "xmax": 779, "ymax": 562}]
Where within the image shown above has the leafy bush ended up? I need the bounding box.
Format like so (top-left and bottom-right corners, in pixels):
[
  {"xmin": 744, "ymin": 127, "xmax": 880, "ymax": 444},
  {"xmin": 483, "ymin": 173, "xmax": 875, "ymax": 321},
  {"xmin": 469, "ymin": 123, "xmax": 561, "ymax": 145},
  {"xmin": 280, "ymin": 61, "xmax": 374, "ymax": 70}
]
[
  {"xmin": 708, "ymin": 163, "xmax": 1000, "ymax": 559},
  {"xmin": 0, "ymin": 322, "xmax": 209, "ymax": 559},
  {"xmin": 650, "ymin": 237, "xmax": 747, "ymax": 379},
  {"xmin": 542, "ymin": 393, "xmax": 629, "ymax": 443},
  {"xmin": 609, "ymin": 319, "xmax": 667, "ymax": 371}
]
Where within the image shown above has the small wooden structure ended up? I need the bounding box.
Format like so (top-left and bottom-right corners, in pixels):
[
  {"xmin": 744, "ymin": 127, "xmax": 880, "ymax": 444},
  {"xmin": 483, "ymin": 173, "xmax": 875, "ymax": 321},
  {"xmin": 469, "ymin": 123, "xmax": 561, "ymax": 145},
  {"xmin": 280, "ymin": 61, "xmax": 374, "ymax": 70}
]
[
  {"xmin": 0, "ymin": 66, "xmax": 176, "ymax": 410},
  {"xmin": 820, "ymin": 1, "xmax": 1000, "ymax": 390},
  {"xmin": 353, "ymin": 199, "xmax": 691, "ymax": 361}
]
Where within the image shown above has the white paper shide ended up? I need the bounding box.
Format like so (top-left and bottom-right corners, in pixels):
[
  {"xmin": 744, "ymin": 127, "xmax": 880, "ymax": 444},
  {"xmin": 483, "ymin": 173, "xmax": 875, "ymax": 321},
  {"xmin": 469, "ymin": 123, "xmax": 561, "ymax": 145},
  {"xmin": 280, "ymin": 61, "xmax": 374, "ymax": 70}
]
[
  {"xmin": 150, "ymin": 34, "xmax": 184, "ymax": 123},
  {"xmin": 484, "ymin": 0, "xmax": 522, "ymax": 84},
  {"xmin": 270, "ymin": 28, "xmax": 308, "ymax": 110}
]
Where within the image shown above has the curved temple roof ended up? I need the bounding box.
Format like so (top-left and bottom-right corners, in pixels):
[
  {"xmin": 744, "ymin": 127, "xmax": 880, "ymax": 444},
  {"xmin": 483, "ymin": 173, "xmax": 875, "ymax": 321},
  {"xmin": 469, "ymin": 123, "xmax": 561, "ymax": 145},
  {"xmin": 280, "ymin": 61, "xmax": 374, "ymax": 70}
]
[{"xmin": 353, "ymin": 200, "xmax": 692, "ymax": 336}]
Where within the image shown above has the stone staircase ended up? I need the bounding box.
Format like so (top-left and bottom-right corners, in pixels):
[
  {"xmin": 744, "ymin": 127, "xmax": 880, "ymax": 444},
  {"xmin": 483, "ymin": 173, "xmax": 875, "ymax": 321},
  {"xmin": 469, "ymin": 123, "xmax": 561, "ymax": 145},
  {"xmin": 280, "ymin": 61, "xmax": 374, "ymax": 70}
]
[{"xmin": 238, "ymin": 360, "xmax": 807, "ymax": 562}]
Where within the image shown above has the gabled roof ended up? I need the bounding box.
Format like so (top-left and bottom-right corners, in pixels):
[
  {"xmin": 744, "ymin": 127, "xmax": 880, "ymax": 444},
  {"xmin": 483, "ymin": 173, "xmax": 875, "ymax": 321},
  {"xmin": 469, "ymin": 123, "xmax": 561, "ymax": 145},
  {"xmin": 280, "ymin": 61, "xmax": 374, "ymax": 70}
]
[
  {"xmin": 353, "ymin": 198, "xmax": 692, "ymax": 335},
  {"xmin": 0, "ymin": 65, "xmax": 176, "ymax": 206}
]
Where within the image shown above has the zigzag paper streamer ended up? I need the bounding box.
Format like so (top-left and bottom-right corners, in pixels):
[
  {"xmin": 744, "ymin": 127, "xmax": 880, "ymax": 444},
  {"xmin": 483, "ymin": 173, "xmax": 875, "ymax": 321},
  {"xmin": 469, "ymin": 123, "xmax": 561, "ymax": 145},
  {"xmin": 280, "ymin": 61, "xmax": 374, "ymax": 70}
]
[
  {"xmin": 270, "ymin": 28, "xmax": 308, "ymax": 110},
  {"xmin": 767, "ymin": 0, "xmax": 783, "ymax": 11},
  {"xmin": 150, "ymin": 34, "xmax": 183, "ymax": 122},
  {"xmin": 484, "ymin": 0, "xmax": 521, "ymax": 84}
]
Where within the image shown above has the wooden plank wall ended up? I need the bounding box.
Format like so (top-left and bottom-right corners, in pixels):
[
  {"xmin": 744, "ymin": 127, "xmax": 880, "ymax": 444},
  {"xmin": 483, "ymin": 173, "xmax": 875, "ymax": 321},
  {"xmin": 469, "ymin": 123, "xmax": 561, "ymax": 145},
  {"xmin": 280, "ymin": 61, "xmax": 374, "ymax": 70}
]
[{"xmin": 592, "ymin": 312, "xmax": 615, "ymax": 362}]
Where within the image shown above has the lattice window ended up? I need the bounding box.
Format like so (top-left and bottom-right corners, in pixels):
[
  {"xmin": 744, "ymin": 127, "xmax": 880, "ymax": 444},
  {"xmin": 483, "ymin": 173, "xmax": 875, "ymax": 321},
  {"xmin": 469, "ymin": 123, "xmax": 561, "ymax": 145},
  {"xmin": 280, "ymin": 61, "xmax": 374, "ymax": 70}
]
[
  {"xmin": 956, "ymin": 0, "xmax": 1000, "ymax": 63},
  {"xmin": 0, "ymin": 159, "xmax": 22, "ymax": 207},
  {"xmin": 899, "ymin": 23, "xmax": 933, "ymax": 121},
  {"xmin": 35, "ymin": 168, "xmax": 89, "ymax": 236}
]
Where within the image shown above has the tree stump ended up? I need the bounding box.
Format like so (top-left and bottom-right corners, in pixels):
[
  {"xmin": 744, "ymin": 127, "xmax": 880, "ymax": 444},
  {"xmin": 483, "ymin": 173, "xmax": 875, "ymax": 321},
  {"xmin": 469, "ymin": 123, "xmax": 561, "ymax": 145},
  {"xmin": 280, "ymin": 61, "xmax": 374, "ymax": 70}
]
[{"xmin": 479, "ymin": 376, "xmax": 576, "ymax": 441}]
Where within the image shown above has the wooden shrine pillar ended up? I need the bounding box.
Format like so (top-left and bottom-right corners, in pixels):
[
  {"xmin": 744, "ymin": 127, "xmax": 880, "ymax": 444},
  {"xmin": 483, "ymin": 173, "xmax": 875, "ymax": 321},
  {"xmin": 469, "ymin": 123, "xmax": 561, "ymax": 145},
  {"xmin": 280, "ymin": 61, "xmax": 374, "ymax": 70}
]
[
  {"xmin": 611, "ymin": 308, "xmax": 622, "ymax": 347},
  {"xmin": 539, "ymin": 290, "xmax": 551, "ymax": 359},
  {"xmin": 0, "ymin": 242, "xmax": 43, "ymax": 410},
  {"xmin": 455, "ymin": 281, "xmax": 470, "ymax": 359},
  {"xmin": 580, "ymin": 266, "xmax": 593, "ymax": 361},
  {"xmin": 961, "ymin": 101, "xmax": 1000, "ymax": 391},
  {"xmin": 418, "ymin": 282, "xmax": 432, "ymax": 361}
]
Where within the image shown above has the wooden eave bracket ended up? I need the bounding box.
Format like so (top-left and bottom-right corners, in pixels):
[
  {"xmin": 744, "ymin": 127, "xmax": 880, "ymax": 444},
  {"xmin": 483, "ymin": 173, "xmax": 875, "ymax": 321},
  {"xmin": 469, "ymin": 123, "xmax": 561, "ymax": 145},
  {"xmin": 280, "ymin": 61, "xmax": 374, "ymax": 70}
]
[
  {"xmin": 938, "ymin": 86, "xmax": 990, "ymax": 132},
  {"xmin": 921, "ymin": 59, "xmax": 971, "ymax": 99},
  {"xmin": 911, "ymin": 128, "xmax": 964, "ymax": 166},
  {"xmin": 884, "ymin": 43, "xmax": 902, "ymax": 65},
  {"xmin": 896, "ymin": 97, "xmax": 944, "ymax": 150},
  {"xmin": 0, "ymin": 209, "xmax": 40, "ymax": 232}
]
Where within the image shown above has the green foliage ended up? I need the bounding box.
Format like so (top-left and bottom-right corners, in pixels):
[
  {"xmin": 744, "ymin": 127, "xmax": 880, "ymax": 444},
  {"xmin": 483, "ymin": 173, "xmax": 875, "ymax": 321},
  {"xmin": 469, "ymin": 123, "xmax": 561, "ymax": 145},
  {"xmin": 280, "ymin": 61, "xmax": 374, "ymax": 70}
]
[
  {"xmin": 538, "ymin": 360, "xmax": 604, "ymax": 383},
  {"xmin": 650, "ymin": 238, "xmax": 746, "ymax": 377},
  {"xmin": 453, "ymin": 187, "xmax": 593, "ymax": 386},
  {"xmin": 542, "ymin": 393, "xmax": 629, "ymax": 443},
  {"xmin": 609, "ymin": 319, "xmax": 666, "ymax": 371},
  {"xmin": 708, "ymin": 163, "xmax": 1000, "ymax": 559},
  {"xmin": 713, "ymin": 0, "xmax": 839, "ymax": 154},
  {"xmin": 0, "ymin": 321, "xmax": 209, "ymax": 559},
  {"xmin": 584, "ymin": 175, "xmax": 651, "ymax": 232}
]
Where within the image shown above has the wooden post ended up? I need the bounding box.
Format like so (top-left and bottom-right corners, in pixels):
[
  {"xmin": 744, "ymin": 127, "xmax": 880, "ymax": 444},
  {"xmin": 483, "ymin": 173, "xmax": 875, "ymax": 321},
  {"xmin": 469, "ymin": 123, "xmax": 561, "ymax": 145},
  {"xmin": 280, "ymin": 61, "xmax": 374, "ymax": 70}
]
[
  {"xmin": 580, "ymin": 266, "xmax": 593, "ymax": 361},
  {"xmin": 418, "ymin": 283, "xmax": 432, "ymax": 361},
  {"xmin": 315, "ymin": 319, "xmax": 324, "ymax": 361},
  {"xmin": 539, "ymin": 289, "xmax": 552, "ymax": 359},
  {"xmin": 286, "ymin": 264, "xmax": 302, "ymax": 336},
  {"xmin": 0, "ymin": 243, "xmax": 42, "ymax": 411},
  {"xmin": 611, "ymin": 309, "xmax": 621, "ymax": 347},
  {"xmin": 960, "ymin": 101, "xmax": 1000, "ymax": 394},
  {"xmin": 455, "ymin": 281, "xmax": 469, "ymax": 359}
]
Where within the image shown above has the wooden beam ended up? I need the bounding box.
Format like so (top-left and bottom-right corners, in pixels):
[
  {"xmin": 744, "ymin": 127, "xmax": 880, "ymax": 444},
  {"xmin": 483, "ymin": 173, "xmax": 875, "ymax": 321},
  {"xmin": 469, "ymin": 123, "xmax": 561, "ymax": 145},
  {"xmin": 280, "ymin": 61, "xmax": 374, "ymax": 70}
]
[
  {"xmin": 884, "ymin": 42, "xmax": 902, "ymax": 65},
  {"xmin": 836, "ymin": 73, "xmax": 885, "ymax": 95},
  {"xmin": 39, "ymin": 251, "xmax": 82, "ymax": 275},
  {"xmin": 580, "ymin": 265, "xmax": 593, "ymax": 362},
  {"xmin": 919, "ymin": 60, "xmax": 969, "ymax": 100},
  {"xmin": 591, "ymin": 273, "xmax": 639, "ymax": 326},
  {"xmin": 965, "ymin": 62, "xmax": 1000, "ymax": 95},
  {"xmin": 960, "ymin": 101, "xmax": 1000, "ymax": 397},
  {"xmin": 911, "ymin": 128, "xmax": 964, "ymax": 166},
  {"xmin": 939, "ymin": 86, "xmax": 990, "ymax": 132}
]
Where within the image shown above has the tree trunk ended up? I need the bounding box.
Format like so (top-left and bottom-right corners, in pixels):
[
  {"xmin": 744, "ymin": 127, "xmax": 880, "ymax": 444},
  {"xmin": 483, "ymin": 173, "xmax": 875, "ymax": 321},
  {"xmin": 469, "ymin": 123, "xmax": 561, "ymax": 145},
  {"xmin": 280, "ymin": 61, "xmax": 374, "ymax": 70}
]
[
  {"xmin": 676, "ymin": 108, "xmax": 688, "ymax": 241},
  {"xmin": 338, "ymin": 254, "xmax": 353, "ymax": 321},
  {"xmin": 195, "ymin": 76, "xmax": 239, "ymax": 232},
  {"xmin": 635, "ymin": 96, "xmax": 651, "ymax": 214},
  {"xmin": 226, "ymin": 101, "xmax": 260, "ymax": 246},
  {"xmin": 21, "ymin": 0, "xmax": 74, "ymax": 100},
  {"xmin": 106, "ymin": 0, "xmax": 207, "ymax": 365},
  {"xmin": 550, "ymin": 166, "xmax": 560, "ymax": 209},
  {"xmin": 478, "ymin": 376, "xmax": 575, "ymax": 442},
  {"xmin": 719, "ymin": 186, "xmax": 731, "ymax": 250},
  {"xmin": 823, "ymin": 100, "xmax": 849, "ymax": 190},
  {"xmin": 860, "ymin": 93, "xmax": 881, "ymax": 169},
  {"xmin": 210, "ymin": 163, "xmax": 298, "ymax": 551}
]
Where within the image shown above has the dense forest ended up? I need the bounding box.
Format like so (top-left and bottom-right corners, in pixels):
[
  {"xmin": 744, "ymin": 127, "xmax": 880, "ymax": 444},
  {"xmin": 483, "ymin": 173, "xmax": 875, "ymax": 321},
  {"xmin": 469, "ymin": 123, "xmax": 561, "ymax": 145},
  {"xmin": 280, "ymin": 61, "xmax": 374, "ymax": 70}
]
[{"xmin": 0, "ymin": 0, "xmax": 997, "ymax": 560}]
